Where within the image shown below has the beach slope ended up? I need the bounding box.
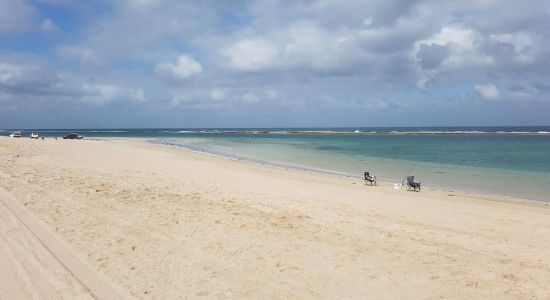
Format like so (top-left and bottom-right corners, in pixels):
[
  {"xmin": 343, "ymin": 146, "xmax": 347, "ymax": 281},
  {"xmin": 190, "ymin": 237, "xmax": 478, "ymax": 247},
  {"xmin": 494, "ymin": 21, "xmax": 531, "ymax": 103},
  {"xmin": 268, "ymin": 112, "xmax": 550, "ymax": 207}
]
[{"xmin": 0, "ymin": 137, "xmax": 549, "ymax": 299}]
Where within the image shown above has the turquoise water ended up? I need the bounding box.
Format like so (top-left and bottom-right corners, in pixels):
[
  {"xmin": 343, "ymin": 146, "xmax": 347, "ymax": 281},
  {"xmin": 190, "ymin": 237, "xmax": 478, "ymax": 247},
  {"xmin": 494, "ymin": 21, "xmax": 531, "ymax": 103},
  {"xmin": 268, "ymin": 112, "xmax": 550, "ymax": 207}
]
[
  {"xmin": 166, "ymin": 134, "xmax": 550, "ymax": 202},
  {"xmin": 2, "ymin": 127, "xmax": 550, "ymax": 202}
]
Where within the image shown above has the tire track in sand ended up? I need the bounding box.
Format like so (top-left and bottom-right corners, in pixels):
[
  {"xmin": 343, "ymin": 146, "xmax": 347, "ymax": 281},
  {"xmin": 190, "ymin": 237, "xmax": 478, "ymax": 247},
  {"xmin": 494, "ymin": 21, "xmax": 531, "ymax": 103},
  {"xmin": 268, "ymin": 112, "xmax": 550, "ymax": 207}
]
[{"xmin": 0, "ymin": 187, "xmax": 132, "ymax": 300}]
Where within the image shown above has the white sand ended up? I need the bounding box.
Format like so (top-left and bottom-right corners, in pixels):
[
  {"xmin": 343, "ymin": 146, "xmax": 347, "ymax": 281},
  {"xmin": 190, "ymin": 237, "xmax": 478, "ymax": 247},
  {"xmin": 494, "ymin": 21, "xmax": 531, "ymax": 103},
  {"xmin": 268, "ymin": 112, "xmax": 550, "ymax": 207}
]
[{"xmin": 1, "ymin": 137, "xmax": 549, "ymax": 299}]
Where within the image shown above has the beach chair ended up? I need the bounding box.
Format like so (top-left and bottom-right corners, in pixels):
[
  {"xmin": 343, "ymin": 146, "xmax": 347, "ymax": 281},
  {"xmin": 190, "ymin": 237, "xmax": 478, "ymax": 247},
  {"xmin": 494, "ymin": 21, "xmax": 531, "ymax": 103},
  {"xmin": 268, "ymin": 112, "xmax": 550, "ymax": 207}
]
[
  {"xmin": 406, "ymin": 176, "xmax": 421, "ymax": 192},
  {"xmin": 364, "ymin": 171, "xmax": 377, "ymax": 186}
]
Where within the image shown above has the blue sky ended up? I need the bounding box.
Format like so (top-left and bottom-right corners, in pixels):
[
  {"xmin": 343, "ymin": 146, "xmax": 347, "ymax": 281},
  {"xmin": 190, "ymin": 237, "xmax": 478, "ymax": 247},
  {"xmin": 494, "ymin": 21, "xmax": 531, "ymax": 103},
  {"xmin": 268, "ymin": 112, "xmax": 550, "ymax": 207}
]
[{"xmin": 1, "ymin": 0, "xmax": 549, "ymax": 128}]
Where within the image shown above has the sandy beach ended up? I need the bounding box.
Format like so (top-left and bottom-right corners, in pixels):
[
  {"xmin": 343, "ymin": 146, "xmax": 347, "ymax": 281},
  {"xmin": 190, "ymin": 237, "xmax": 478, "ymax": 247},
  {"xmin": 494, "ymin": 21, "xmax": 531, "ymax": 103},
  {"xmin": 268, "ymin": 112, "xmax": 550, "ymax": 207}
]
[{"xmin": 1, "ymin": 136, "xmax": 549, "ymax": 299}]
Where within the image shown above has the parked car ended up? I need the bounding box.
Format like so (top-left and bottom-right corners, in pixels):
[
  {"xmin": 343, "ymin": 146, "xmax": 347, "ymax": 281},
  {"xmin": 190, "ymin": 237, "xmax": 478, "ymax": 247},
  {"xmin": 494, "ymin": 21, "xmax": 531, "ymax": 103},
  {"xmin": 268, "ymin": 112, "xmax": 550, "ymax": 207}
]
[
  {"xmin": 9, "ymin": 131, "xmax": 22, "ymax": 138},
  {"xmin": 30, "ymin": 132, "xmax": 39, "ymax": 139},
  {"xmin": 63, "ymin": 133, "xmax": 83, "ymax": 139}
]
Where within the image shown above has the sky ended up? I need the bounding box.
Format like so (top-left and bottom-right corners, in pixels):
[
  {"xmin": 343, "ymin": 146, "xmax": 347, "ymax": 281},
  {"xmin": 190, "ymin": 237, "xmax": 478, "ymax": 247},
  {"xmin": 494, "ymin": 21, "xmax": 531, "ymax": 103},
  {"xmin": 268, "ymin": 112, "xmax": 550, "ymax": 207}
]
[{"xmin": 1, "ymin": 0, "xmax": 550, "ymax": 128}]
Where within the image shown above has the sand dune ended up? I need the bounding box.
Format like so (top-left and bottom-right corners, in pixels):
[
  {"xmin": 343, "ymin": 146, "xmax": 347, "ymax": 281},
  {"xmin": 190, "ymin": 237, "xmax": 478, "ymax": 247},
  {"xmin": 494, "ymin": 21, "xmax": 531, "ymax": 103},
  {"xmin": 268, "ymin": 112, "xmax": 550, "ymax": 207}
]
[{"xmin": 0, "ymin": 137, "xmax": 549, "ymax": 299}]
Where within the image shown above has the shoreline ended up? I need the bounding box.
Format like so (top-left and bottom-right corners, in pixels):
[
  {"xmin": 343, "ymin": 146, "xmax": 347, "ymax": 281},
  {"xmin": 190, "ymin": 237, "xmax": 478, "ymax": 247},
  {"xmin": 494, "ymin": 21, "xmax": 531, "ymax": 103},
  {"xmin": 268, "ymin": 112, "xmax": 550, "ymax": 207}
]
[
  {"xmin": 4, "ymin": 135, "xmax": 549, "ymax": 206},
  {"xmin": 153, "ymin": 138, "xmax": 550, "ymax": 208}
]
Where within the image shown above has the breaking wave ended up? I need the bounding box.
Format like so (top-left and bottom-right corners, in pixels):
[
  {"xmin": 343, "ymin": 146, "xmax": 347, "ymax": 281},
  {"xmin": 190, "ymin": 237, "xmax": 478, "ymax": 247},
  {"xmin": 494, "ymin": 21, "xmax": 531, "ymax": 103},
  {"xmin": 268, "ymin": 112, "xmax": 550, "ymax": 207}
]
[{"xmin": 166, "ymin": 129, "xmax": 550, "ymax": 136}]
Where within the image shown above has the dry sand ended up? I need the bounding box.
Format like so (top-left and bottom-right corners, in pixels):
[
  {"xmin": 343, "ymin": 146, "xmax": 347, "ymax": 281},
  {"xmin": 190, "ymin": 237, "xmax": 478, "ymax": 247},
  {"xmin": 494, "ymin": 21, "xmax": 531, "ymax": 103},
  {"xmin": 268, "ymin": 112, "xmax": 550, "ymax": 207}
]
[{"xmin": 1, "ymin": 136, "xmax": 549, "ymax": 299}]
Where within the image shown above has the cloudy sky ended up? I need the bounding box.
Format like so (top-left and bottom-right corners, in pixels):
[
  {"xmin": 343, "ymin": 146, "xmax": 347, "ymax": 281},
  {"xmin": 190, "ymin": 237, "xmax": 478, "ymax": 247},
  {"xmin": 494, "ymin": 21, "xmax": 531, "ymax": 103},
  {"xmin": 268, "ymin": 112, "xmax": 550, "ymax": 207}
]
[{"xmin": 1, "ymin": 0, "xmax": 549, "ymax": 128}]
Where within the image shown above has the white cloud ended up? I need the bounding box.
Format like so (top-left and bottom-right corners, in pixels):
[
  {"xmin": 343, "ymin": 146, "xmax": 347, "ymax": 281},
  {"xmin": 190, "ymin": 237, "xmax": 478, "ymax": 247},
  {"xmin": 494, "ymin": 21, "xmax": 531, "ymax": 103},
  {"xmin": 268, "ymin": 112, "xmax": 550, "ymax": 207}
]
[
  {"xmin": 416, "ymin": 76, "xmax": 430, "ymax": 89},
  {"xmin": 240, "ymin": 89, "xmax": 279, "ymax": 104},
  {"xmin": 221, "ymin": 22, "xmax": 372, "ymax": 73},
  {"xmin": 0, "ymin": 56, "xmax": 58, "ymax": 88},
  {"xmin": 421, "ymin": 26, "xmax": 475, "ymax": 49},
  {"xmin": 169, "ymin": 89, "xmax": 226, "ymax": 109},
  {"xmin": 510, "ymin": 90, "xmax": 531, "ymax": 98},
  {"xmin": 3, "ymin": 0, "xmax": 550, "ymax": 127},
  {"xmin": 40, "ymin": 18, "xmax": 57, "ymax": 32},
  {"xmin": 0, "ymin": 54, "xmax": 146, "ymax": 107},
  {"xmin": 56, "ymin": 46, "xmax": 103, "ymax": 65},
  {"xmin": 490, "ymin": 32, "xmax": 539, "ymax": 64},
  {"xmin": 0, "ymin": 63, "xmax": 29, "ymax": 86},
  {"xmin": 35, "ymin": 0, "xmax": 70, "ymax": 5},
  {"xmin": 474, "ymin": 84, "xmax": 500, "ymax": 100},
  {"xmin": 81, "ymin": 83, "xmax": 145, "ymax": 105},
  {"xmin": 210, "ymin": 88, "xmax": 226, "ymax": 101},
  {"xmin": 241, "ymin": 92, "xmax": 259, "ymax": 104},
  {"xmin": 168, "ymin": 87, "xmax": 280, "ymax": 110},
  {"xmin": 155, "ymin": 55, "xmax": 202, "ymax": 80},
  {"xmin": 281, "ymin": 22, "xmax": 367, "ymax": 72},
  {"xmin": 122, "ymin": 0, "xmax": 163, "ymax": 9},
  {"xmin": 222, "ymin": 39, "xmax": 279, "ymax": 72},
  {"xmin": 415, "ymin": 26, "xmax": 494, "ymax": 70},
  {"xmin": 266, "ymin": 89, "xmax": 277, "ymax": 99},
  {"xmin": 0, "ymin": 0, "xmax": 37, "ymax": 34}
]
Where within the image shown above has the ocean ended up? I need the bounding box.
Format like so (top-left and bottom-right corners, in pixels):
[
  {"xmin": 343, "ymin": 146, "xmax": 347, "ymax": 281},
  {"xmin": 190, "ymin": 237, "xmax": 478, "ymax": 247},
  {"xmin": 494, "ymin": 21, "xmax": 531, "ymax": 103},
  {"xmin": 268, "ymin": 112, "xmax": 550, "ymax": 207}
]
[{"xmin": 2, "ymin": 127, "xmax": 550, "ymax": 202}]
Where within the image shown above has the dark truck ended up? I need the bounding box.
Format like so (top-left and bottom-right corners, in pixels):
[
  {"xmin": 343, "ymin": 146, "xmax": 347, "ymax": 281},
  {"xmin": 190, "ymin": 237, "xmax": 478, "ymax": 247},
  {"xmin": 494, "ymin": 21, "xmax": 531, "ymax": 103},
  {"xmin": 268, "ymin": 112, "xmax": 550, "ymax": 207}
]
[{"xmin": 63, "ymin": 133, "xmax": 84, "ymax": 139}]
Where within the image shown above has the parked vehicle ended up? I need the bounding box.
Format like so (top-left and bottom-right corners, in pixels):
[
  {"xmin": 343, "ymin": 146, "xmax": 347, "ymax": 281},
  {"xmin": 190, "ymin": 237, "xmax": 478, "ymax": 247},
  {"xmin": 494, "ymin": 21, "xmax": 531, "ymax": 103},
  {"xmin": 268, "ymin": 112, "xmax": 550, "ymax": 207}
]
[
  {"xmin": 9, "ymin": 131, "xmax": 22, "ymax": 138},
  {"xmin": 63, "ymin": 133, "xmax": 83, "ymax": 139},
  {"xmin": 30, "ymin": 132, "xmax": 39, "ymax": 139}
]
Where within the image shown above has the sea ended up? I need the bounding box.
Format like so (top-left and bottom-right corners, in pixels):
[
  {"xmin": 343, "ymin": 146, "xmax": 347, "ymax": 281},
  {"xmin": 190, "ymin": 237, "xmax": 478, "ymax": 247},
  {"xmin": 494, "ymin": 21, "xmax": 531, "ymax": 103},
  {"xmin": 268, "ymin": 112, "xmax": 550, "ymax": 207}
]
[{"xmin": 2, "ymin": 126, "xmax": 550, "ymax": 203}]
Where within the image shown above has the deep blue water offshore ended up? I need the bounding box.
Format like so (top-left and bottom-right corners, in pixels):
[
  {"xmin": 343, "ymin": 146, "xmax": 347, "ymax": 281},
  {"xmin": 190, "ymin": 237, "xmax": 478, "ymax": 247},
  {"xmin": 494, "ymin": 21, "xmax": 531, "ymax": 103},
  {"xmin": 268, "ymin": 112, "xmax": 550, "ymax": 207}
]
[{"xmin": 2, "ymin": 127, "xmax": 550, "ymax": 202}]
